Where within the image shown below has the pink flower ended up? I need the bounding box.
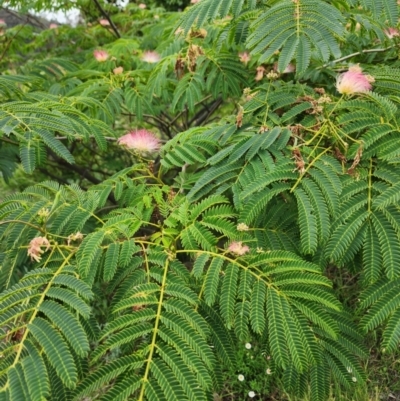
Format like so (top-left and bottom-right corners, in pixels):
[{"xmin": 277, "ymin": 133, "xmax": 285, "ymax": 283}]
[
  {"xmin": 273, "ymin": 62, "xmax": 296, "ymax": 74},
  {"xmin": 142, "ymin": 51, "xmax": 161, "ymax": 63},
  {"xmin": 113, "ymin": 66, "xmax": 124, "ymax": 74},
  {"xmin": 336, "ymin": 66, "xmax": 373, "ymax": 95},
  {"xmin": 118, "ymin": 129, "xmax": 160, "ymax": 153},
  {"xmin": 191, "ymin": 0, "xmax": 201, "ymax": 3},
  {"xmin": 27, "ymin": 237, "xmax": 50, "ymax": 263},
  {"xmin": 384, "ymin": 27, "xmax": 400, "ymax": 39},
  {"xmin": 49, "ymin": 23, "xmax": 58, "ymax": 29},
  {"xmin": 228, "ymin": 241, "xmax": 250, "ymax": 256},
  {"xmin": 239, "ymin": 51, "xmax": 251, "ymax": 65},
  {"xmin": 139, "ymin": 3, "xmax": 147, "ymax": 8},
  {"xmin": 255, "ymin": 66, "xmax": 265, "ymax": 81},
  {"xmin": 93, "ymin": 50, "xmax": 109, "ymax": 62},
  {"xmin": 99, "ymin": 19, "xmax": 110, "ymax": 26}
]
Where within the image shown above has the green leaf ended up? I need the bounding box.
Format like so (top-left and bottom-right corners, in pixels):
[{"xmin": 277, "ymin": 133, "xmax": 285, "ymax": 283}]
[{"xmin": 28, "ymin": 317, "xmax": 77, "ymax": 388}]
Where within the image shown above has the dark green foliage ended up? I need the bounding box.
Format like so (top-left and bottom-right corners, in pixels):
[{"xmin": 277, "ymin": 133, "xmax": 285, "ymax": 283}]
[{"xmin": 1, "ymin": 0, "xmax": 400, "ymax": 400}]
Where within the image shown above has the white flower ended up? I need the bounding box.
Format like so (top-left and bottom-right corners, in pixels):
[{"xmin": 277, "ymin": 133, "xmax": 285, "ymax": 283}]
[
  {"xmin": 266, "ymin": 368, "xmax": 272, "ymax": 375},
  {"xmin": 346, "ymin": 366, "xmax": 352, "ymax": 373},
  {"xmin": 352, "ymin": 377, "xmax": 357, "ymax": 382},
  {"xmin": 248, "ymin": 391, "xmax": 256, "ymax": 398},
  {"xmin": 245, "ymin": 343, "xmax": 252, "ymax": 349},
  {"xmin": 237, "ymin": 223, "xmax": 249, "ymax": 231},
  {"xmin": 238, "ymin": 374, "xmax": 245, "ymax": 382}
]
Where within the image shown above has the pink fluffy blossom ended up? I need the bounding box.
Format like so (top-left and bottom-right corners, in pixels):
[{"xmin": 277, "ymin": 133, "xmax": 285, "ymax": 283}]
[
  {"xmin": 191, "ymin": 0, "xmax": 201, "ymax": 3},
  {"xmin": 49, "ymin": 23, "xmax": 58, "ymax": 29},
  {"xmin": 142, "ymin": 51, "xmax": 161, "ymax": 63},
  {"xmin": 27, "ymin": 237, "xmax": 50, "ymax": 263},
  {"xmin": 139, "ymin": 3, "xmax": 147, "ymax": 9},
  {"xmin": 118, "ymin": 129, "xmax": 160, "ymax": 153},
  {"xmin": 336, "ymin": 65, "xmax": 373, "ymax": 95},
  {"xmin": 384, "ymin": 27, "xmax": 400, "ymax": 39},
  {"xmin": 99, "ymin": 19, "xmax": 110, "ymax": 26},
  {"xmin": 93, "ymin": 50, "xmax": 109, "ymax": 62},
  {"xmin": 239, "ymin": 51, "xmax": 251, "ymax": 65},
  {"xmin": 228, "ymin": 241, "xmax": 250, "ymax": 256}
]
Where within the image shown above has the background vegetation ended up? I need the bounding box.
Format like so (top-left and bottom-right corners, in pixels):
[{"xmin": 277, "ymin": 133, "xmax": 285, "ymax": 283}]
[{"xmin": 1, "ymin": 0, "xmax": 400, "ymax": 400}]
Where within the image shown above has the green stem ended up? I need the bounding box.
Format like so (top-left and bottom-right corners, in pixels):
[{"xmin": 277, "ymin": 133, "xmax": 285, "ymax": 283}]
[
  {"xmin": 6, "ymin": 247, "xmax": 75, "ymax": 377},
  {"xmin": 138, "ymin": 258, "xmax": 170, "ymax": 400}
]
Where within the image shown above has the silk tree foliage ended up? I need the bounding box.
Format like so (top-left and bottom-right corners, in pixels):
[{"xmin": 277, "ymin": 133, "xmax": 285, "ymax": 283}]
[{"xmin": 1, "ymin": 0, "xmax": 400, "ymax": 400}]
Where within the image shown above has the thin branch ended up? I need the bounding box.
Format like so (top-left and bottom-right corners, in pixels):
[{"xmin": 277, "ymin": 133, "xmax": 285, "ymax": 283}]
[
  {"xmin": 188, "ymin": 97, "xmax": 223, "ymax": 127},
  {"xmin": 168, "ymin": 95, "xmax": 213, "ymax": 128},
  {"xmin": 47, "ymin": 148, "xmax": 102, "ymax": 185},
  {"xmin": 55, "ymin": 135, "xmax": 117, "ymax": 141},
  {"xmin": 0, "ymin": 220, "xmax": 45, "ymax": 233},
  {"xmin": 38, "ymin": 167, "xmax": 69, "ymax": 185},
  {"xmin": 0, "ymin": 137, "xmax": 18, "ymax": 145},
  {"xmin": 120, "ymin": 113, "xmax": 175, "ymax": 138},
  {"xmin": 92, "ymin": 0, "xmax": 121, "ymax": 38},
  {"xmin": 1, "ymin": 8, "xmax": 47, "ymax": 29},
  {"xmin": 322, "ymin": 46, "xmax": 394, "ymax": 68},
  {"xmin": 0, "ymin": 23, "xmax": 26, "ymax": 64}
]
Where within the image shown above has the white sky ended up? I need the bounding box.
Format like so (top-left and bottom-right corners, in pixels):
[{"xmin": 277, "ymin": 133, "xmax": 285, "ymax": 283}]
[{"xmin": 31, "ymin": 0, "xmax": 129, "ymax": 26}]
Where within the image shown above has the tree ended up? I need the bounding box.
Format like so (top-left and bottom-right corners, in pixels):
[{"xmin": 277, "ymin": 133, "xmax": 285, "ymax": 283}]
[{"xmin": 1, "ymin": 0, "xmax": 400, "ymax": 400}]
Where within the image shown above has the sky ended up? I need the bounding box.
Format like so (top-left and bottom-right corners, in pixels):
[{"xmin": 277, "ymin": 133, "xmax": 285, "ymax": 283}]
[{"xmin": 33, "ymin": 0, "xmax": 129, "ymax": 26}]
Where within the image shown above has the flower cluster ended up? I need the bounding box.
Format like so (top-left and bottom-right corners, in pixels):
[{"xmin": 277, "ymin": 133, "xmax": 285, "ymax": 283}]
[
  {"xmin": 228, "ymin": 241, "xmax": 250, "ymax": 256},
  {"xmin": 99, "ymin": 19, "xmax": 110, "ymax": 26},
  {"xmin": 237, "ymin": 223, "xmax": 249, "ymax": 231},
  {"xmin": 336, "ymin": 65, "xmax": 374, "ymax": 95},
  {"xmin": 239, "ymin": 51, "xmax": 251, "ymax": 65},
  {"xmin": 118, "ymin": 129, "xmax": 160, "ymax": 153},
  {"xmin": 93, "ymin": 50, "xmax": 109, "ymax": 62},
  {"xmin": 27, "ymin": 237, "xmax": 50, "ymax": 262},
  {"xmin": 113, "ymin": 67, "xmax": 124, "ymax": 75},
  {"xmin": 67, "ymin": 232, "xmax": 84, "ymax": 246},
  {"xmin": 142, "ymin": 51, "xmax": 161, "ymax": 63},
  {"xmin": 384, "ymin": 27, "xmax": 400, "ymax": 39}
]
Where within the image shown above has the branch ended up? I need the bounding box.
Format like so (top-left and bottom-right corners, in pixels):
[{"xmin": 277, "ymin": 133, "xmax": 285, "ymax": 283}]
[
  {"xmin": 0, "ymin": 220, "xmax": 45, "ymax": 233},
  {"xmin": 0, "ymin": 137, "xmax": 18, "ymax": 145},
  {"xmin": 1, "ymin": 8, "xmax": 47, "ymax": 29},
  {"xmin": 0, "ymin": 23, "xmax": 26, "ymax": 64},
  {"xmin": 92, "ymin": 0, "xmax": 121, "ymax": 38},
  {"xmin": 47, "ymin": 148, "xmax": 102, "ymax": 185},
  {"xmin": 188, "ymin": 97, "xmax": 223, "ymax": 127},
  {"xmin": 322, "ymin": 46, "xmax": 395, "ymax": 68},
  {"xmin": 38, "ymin": 167, "xmax": 69, "ymax": 185}
]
